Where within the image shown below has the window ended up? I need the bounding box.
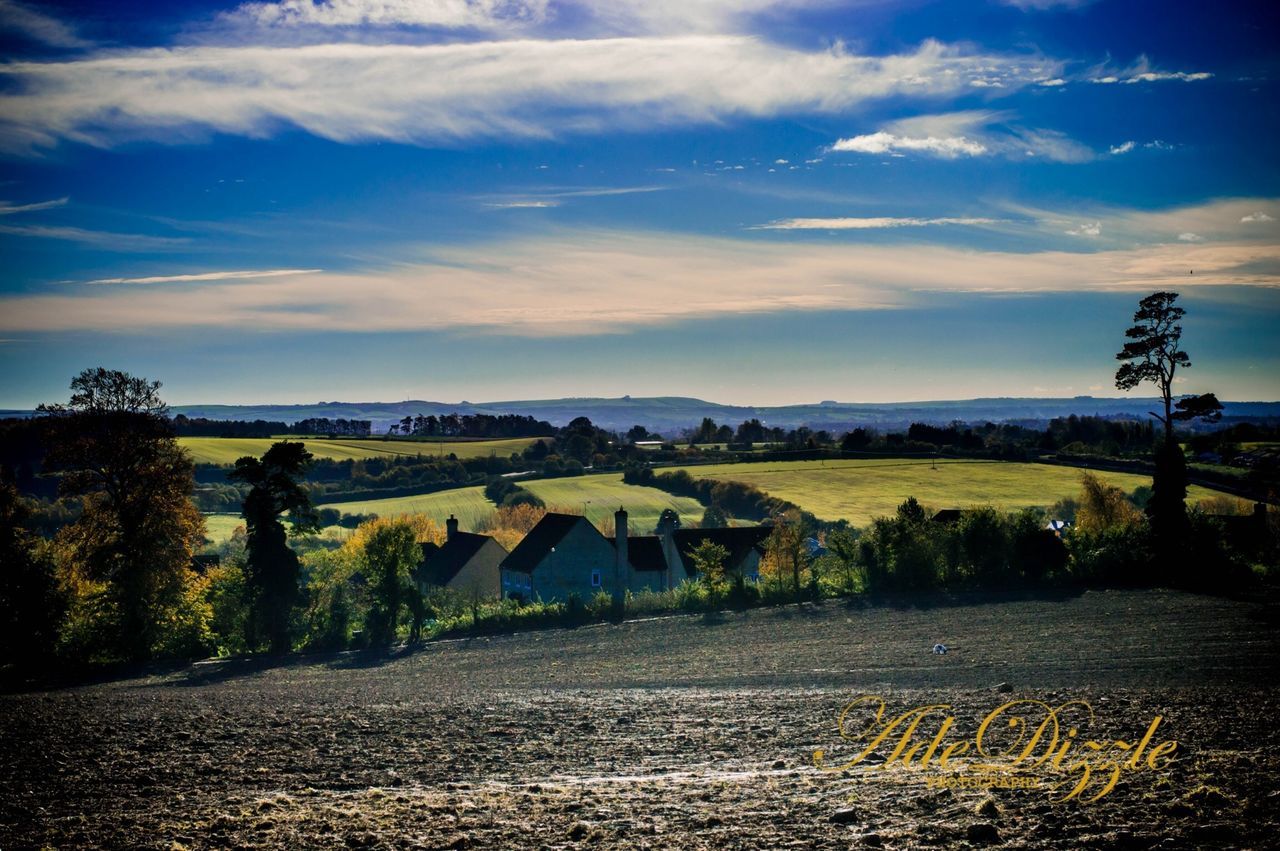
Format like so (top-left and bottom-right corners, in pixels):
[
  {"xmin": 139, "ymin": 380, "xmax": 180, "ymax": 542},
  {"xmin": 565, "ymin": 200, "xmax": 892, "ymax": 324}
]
[{"xmin": 591, "ymin": 569, "xmax": 601, "ymax": 587}]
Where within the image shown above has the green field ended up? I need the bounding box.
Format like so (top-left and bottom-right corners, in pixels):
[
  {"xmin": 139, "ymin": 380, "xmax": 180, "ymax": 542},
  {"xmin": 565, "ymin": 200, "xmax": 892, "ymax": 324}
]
[
  {"xmin": 200, "ymin": 513, "xmax": 353, "ymax": 549},
  {"xmin": 179, "ymin": 436, "xmax": 541, "ymax": 465},
  {"xmin": 666, "ymin": 458, "xmax": 1227, "ymax": 526},
  {"xmin": 316, "ymin": 476, "xmax": 707, "ymax": 534}
]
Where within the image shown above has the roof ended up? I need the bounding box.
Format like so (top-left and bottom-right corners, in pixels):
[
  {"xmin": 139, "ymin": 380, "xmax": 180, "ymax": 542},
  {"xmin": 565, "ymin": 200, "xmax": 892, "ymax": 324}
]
[
  {"xmin": 500, "ymin": 512, "xmax": 587, "ymax": 573},
  {"xmin": 932, "ymin": 509, "xmax": 963, "ymax": 524},
  {"xmin": 417, "ymin": 532, "xmax": 505, "ymax": 587},
  {"xmin": 672, "ymin": 526, "xmax": 771, "ymax": 577},
  {"xmin": 611, "ymin": 535, "xmax": 668, "ymax": 572}
]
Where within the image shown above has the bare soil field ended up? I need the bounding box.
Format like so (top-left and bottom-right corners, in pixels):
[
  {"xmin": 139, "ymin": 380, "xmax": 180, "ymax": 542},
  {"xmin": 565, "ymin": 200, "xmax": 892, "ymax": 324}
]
[{"xmin": 3, "ymin": 589, "xmax": 1279, "ymax": 849}]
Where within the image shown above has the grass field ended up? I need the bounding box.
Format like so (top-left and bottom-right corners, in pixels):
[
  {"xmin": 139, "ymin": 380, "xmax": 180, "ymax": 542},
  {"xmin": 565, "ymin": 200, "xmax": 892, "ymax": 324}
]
[
  {"xmin": 666, "ymin": 458, "xmax": 1227, "ymax": 525},
  {"xmin": 200, "ymin": 513, "xmax": 351, "ymax": 550},
  {"xmin": 316, "ymin": 477, "xmax": 707, "ymax": 534},
  {"xmin": 179, "ymin": 436, "xmax": 541, "ymax": 465}
]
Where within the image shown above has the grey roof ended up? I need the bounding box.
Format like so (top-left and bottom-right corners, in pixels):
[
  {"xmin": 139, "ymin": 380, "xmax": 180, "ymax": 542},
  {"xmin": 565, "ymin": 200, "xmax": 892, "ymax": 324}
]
[
  {"xmin": 417, "ymin": 533, "xmax": 505, "ymax": 587},
  {"xmin": 671, "ymin": 526, "xmax": 771, "ymax": 577},
  {"xmin": 499, "ymin": 513, "xmax": 587, "ymax": 574}
]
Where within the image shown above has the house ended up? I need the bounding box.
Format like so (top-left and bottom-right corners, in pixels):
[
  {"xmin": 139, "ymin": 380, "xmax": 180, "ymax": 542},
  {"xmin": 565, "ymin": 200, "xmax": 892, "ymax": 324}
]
[
  {"xmin": 499, "ymin": 508, "xmax": 771, "ymax": 602},
  {"xmin": 931, "ymin": 509, "xmax": 963, "ymax": 525},
  {"xmin": 663, "ymin": 525, "xmax": 771, "ymax": 583},
  {"xmin": 414, "ymin": 515, "xmax": 506, "ymax": 599},
  {"xmin": 1045, "ymin": 519, "xmax": 1073, "ymax": 537},
  {"xmin": 500, "ymin": 512, "xmax": 621, "ymax": 602}
]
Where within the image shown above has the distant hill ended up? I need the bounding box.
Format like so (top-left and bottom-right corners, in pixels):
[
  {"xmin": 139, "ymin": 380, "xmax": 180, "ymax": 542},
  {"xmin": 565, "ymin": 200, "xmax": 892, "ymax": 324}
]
[{"xmin": 155, "ymin": 396, "xmax": 1280, "ymax": 435}]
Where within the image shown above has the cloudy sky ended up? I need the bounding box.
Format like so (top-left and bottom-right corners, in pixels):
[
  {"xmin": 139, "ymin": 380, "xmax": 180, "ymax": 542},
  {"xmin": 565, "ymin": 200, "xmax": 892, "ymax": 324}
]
[{"xmin": 0, "ymin": 0, "xmax": 1276, "ymax": 407}]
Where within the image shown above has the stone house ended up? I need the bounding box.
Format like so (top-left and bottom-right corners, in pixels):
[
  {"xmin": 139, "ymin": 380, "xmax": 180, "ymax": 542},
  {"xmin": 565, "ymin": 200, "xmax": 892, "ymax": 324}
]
[
  {"xmin": 414, "ymin": 515, "xmax": 506, "ymax": 599},
  {"xmin": 499, "ymin": 508, "xmax": 771, "ymax": 601}
]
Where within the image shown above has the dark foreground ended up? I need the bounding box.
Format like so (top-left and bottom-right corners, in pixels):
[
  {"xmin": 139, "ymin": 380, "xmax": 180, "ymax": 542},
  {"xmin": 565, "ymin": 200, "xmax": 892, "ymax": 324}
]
[{"xmin": 3, "ymin": 589, "xmax": 1279, "ymax": 849}]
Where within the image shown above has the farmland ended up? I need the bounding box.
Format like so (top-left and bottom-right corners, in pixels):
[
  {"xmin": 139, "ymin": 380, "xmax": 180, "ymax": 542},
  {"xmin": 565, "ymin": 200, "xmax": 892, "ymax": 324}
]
[
  {"xmin": 666, "ymin": 458, "xmax": 1227, "ymax": 525},
  {"xmin": 314, "ymin": 477, "xmax": 707, "ymax": 535},
  {"xmin": 4, "ymin": 589, "xmax": 1278, "ymax": 849},
  {"xmin": 179, "ymin": 436, "xmax": 541, "ymax": 465}
]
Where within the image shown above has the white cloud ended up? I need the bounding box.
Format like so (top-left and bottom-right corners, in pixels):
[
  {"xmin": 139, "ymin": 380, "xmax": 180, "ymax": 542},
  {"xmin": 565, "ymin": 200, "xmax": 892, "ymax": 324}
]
[
  {"xmin": 1066, "ymin": 221, "xmax": 1101, "ymax": 237},
  {"xmin": 0, "ymin": 0, "xmax": 90, "ymax": 48},
  {"xmin": 1109, "ymin": 141, "xmax": 1134, "ymax": 155},
  {"xmin": 0, "ymin": 38, "xmax": 1062, "ymax": 153},
  {"xmin": 222, "ymin": 0, "xmax": 847, "ymax": 36},
  {"xmin": 1, "ymin": 227, "xmax": 1275, "ymax": 336},
  {"xmin": 0, "ymin": 196, "xmax": 68, "ymax": 215},
  {"xmin": 0, "ymin": 223, "xmax": 188, "ymax": 250},
  {"xmin": 831, "ymin": 131, "xmax": 988, "ymax": 158},
  {"xmin": 999, "ymin": 0, "xmax": 1095, "ymax": 9},
  {"xmin": 831, "ymin": 110, "xmax": 1093, "ymax": 163},
  {"xmin": 1090, "ymin": 56, "xmax": 1212, "ymax": 85},
  {"xmin": 756, "ymin": 216, "xmax": 998, "ymax": 230},
  {"xmin": 84, "ymin": 269, "xmax": 321, "ymax": 285},
  {"xmin": 1241, "ymin": 212, "xmax": 1274, "ymax": 223},
  {"xmin": 485, "ymin": 200, "xmax": 559, "ymax": 208},
  {"xmin": 1178, "ymin": 232, "xmax": 1204, "ymax": 242},
  {"xmin": 480, "ymin": 185, "xmax": 666, "ymax": 208},
  {"xmin": 229, "ymin": 0, "xmax": 551, "ymax": 30},
  {"xmin": 1037, "ymin": 78, "xmax": 1066, "ymax": 86}
]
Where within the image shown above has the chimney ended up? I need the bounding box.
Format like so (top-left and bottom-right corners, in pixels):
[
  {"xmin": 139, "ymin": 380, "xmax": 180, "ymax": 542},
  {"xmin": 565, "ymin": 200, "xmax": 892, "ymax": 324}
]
[
  {"xmin": 615, "ymin": 507, "xmax": 628, "ymax": 592},
  {"xmin": 446, "ymin": 515, "xmax": 458, "ymax": 542}
]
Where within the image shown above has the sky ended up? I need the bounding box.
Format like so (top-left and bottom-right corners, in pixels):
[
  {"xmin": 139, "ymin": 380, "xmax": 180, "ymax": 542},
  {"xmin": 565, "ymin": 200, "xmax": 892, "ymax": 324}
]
[{"xmin": 0, "ymin": 0, "xmax": 1277, "ymax": 408}]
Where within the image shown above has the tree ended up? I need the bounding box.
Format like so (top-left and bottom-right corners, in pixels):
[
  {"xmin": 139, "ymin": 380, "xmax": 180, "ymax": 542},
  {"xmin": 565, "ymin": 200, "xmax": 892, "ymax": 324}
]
[
  {"xmin": 38, "ymin": 368, "xmax": 204, "ymax": 660},
  {"xmin": 229, "ymin": 441, "xmax": 318, "ymax": 653},
  {"xmin": 764, "ymin": 511, "xmax": 810, "ymax": 602},
  {"xmin": 1114, "ymin": 292, "xmax": 1222, "ymax": 446},
  {"xmin": 689, "ymin": 539, "xmax": 730, "ymax": 607},
  {"xmin": 0, "ymin": 482, "xmax": 64, "ymax": 664},
  {"xmin": 359, "ymin": 518, "xmax": 420, "ymax": 646},
  {"xmin": 700, "ymin": 505, "xmax": 730, "ymax": 529},
  {"xmin": 1114, "ymin": 292, "xmax": 1222, "ymax": 548}
]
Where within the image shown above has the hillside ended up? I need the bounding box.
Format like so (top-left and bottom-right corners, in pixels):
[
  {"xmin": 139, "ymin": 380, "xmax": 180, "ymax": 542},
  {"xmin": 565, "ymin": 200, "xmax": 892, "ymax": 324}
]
[{"xmin": 161, "ymin": 396, "xmax": 1280, "ymax": 434}]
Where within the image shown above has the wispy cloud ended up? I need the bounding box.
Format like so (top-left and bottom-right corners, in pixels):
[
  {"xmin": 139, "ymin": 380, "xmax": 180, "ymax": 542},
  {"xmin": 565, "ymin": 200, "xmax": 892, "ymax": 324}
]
[
  {"xmin": 756, "ymin": 216, "xmax": 998, "ymax": 230},
  {"xmin": 0, "ymin": 38, "xmax": 1061, "ymax": 153},
  {"xmin": 1089, "ymin": 56, "xmax": 1211, "ymax": 85},
  {"xmin": 227, "ymin": 0, "xmax": 551, "ymax": 30},
  {"xmin": 830, "ymin": 111, "xmax": 1093, "ymax": 163},
  {"xmin": 222, "ymin": 0, "xmax": 847, "ymax": 37},
  {"xmin": 831, "ymin": 131, "xmax": 987, "ymax": 158},
  {"xmin": 1109, "ymin": 141, "xmax": 1134, "ymax": 155},
  {"xmin": 480, "ymin": 185, "xmax": 667, "ymax": 209},
  {"xmin": 0, "ymin": 0, "xmax": 90, "ymax": 48},
  {"xmin": 83, "ymin": 269, "xmax": 322, "ymax": 285},
  {"xmin": 0, "ymin": 196, "xmax": 68, "ymax": 215},
  {"xmin": 2, "ymin": 217, "xmax": 1275, "ymax": 336},
  {"xmin": 1065, "ymin": 221, "xmax": 1101, "ymax": 237},
  {"xmin": 999, "ymin": 0, "xmax": 1095, "ymax": 9},
  {"xmin": 0, "ymin": 224, "xmax": 189, "ymax": 250},
  {"xmin": 1241, "ymin": 212, "xmax": 1274, "ymax": 223}
]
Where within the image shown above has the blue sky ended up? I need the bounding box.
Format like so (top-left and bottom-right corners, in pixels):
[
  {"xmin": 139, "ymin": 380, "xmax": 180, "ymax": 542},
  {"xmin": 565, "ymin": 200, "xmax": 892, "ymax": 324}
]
[{"xmin": 0, "ymin": 0, "xmax": 1277, "ymax": 408}]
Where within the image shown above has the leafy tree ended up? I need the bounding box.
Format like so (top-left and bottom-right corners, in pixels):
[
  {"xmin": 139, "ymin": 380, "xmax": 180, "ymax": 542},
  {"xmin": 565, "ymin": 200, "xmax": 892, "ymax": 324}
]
[
  {"xmin": 1114, "ymin": 292, "xmax": 1223, "ymax": 548},
  {"xmin": 700, "ymin": 505, "xmax": 730, "ymax": 529},
  {"xmin": 1075, "ymin": 473, "xmax": 1143, "ymax": 534},
  {"xmin": 896, "ymin": 496, "xmax": 927, "ymax": 525},
  {"xmin": 689, "ymin": 539, "xmax": 730, "ymax": 607},
  {"xmin": 825, "ymin": 526, "xmax": 860, "ymax": 593},
  {"xmin": 38, "ymin": 368, "xmax": 205, "ymax": 660},
  {"xmin": 0, "ymin": 482, "xmax": 64, "ymax": 664},
  {"xmin": 359, "ymin": 518, "xmax": 421, "ymax": 645},
  {"xmin": 763, "ymin": 511, "xmax": 811, "ymax": 601},
  {"xmin": 229, "ymin": 441, "xmax": 318, "ymax": 653}
]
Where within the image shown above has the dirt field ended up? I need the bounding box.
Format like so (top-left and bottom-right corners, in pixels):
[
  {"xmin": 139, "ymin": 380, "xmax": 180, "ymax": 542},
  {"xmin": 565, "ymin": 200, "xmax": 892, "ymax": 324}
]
[{"xmin": 3, "ymin": 589, "xmax": 1279, "ymax": 849}]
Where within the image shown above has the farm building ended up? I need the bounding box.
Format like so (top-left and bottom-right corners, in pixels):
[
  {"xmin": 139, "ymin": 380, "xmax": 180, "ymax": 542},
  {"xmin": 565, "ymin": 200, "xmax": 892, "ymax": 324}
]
[
  {"xmin": 414, "ymin": 515, "xmax": 506, "ymax": 599},
  {"xmin": 499, "ymin": 509, "xmax": 771, "ymax": 601}
]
